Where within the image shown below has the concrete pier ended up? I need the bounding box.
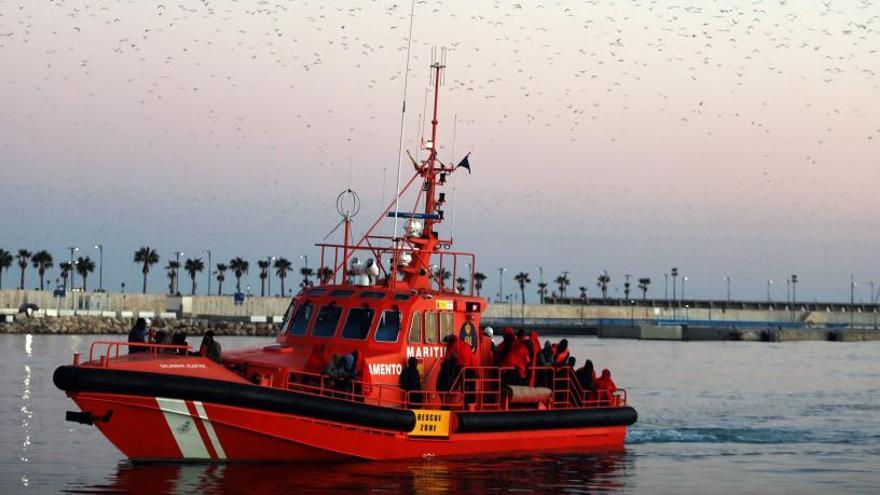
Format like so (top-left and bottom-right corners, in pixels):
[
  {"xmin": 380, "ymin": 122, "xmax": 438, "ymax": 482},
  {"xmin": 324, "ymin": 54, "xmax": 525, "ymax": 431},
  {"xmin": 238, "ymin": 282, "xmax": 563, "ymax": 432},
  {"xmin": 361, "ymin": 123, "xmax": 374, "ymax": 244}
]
[{"xmin": 1, "ymin": 289, "xmax": 879, "ymax": 341}]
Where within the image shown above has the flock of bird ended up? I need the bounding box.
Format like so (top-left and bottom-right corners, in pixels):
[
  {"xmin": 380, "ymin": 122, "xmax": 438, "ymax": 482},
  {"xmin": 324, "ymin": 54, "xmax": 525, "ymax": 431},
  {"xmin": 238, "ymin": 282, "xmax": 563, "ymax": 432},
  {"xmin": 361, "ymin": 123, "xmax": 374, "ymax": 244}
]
[{"xmin": 0, "ymin": 1, "xmax": 878, "ymax": 295}]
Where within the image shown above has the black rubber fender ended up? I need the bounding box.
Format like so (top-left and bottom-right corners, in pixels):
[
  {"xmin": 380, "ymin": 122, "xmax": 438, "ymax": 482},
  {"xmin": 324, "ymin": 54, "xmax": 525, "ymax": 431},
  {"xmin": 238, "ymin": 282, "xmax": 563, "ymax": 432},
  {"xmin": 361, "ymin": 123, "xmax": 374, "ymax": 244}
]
[
  {"xmin": 455, "ymin": 406, "xmax": 638, "ymax": 433},
  {"xmin": 53, "ymin": 365, "xmax": 415, "ymax": 432}
]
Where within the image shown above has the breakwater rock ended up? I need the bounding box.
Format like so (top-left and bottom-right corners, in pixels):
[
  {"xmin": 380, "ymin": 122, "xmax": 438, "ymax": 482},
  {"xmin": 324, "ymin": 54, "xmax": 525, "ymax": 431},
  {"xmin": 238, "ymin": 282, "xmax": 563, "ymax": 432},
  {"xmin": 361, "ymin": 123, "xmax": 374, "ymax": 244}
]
[{"xmin": 0, "ymin": 316, "xmax": 279, "ymax": 337}]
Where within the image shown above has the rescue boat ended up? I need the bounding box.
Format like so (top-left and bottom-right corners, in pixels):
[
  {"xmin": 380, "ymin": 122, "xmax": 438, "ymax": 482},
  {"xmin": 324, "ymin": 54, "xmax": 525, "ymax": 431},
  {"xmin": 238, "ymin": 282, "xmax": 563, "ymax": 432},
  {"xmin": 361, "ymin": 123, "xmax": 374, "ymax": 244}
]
[{"xmin": 54, "ymin": 60, "xmax": 637, "ymax": 461}]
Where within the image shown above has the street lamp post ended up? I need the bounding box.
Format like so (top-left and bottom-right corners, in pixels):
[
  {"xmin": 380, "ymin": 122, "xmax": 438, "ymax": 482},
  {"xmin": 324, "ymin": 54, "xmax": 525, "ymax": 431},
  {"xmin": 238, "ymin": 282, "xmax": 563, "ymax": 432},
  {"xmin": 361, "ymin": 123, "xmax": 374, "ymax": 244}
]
[
  {"xmin": 664, "ymin": 273, "xmax": 669, "ymax": 305},
  {"xmin": 204, "ymin": 250, "xmax": 212, "ymax": 295},
  {"xmin": 671, "ymin": 267, "xmax": 679, "ymax": 305},
  {"xmin": 724, "ymin": 276, "xmax": 731, "ymax": 309},
  {"xmin": 682, "ymin": 276, "xmax": 688, "ymax": 303},
  {"xmin": 791, "ymin": 274, "xmax": 798, "ymax": 325},
  {"xmin": 850, "ymin": 274, "xmax": 856, "ymax": 329},
  {"xmin": 66, "ymin": 247, "xmax": 78, "ymax": 290},
  {"xmin": 872, "ymin": 280, "xmax": 878, "ymax": 330},
  {"xmin": 174, "ymin": 251, "xmax": 184, "ymax": 295},
  {"xmin": 767, "ymin": 279, "xmax": 774, "ymax": 305},
  {"xmin": 497, "ymin": 267, "xmax": 507, "ymax": 303},
  {"xmin": 94, "ymin": 244, "xmax": 104, "ymax": 292}
]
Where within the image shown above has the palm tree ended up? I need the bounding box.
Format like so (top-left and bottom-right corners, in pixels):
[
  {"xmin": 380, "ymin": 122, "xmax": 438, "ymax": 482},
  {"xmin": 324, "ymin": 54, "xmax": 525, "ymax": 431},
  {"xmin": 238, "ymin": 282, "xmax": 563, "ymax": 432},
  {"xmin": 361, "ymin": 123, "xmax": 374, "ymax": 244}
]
[
  {"xmin": 638, "ymin": 277, "xmax": 651, "ymax": 301},
  {"xmin": 273, "ymin": 257, "xmax": 292, "ymax": 295},
  {"xmin": 215, "ymin": 263, "xmax": 228, "ymax": 295},
  {"xmin": 300, "ymin": 267, "xmax": 315, "ymax": 288},
  {"xmin": 318, "ymin": 266, "xmax": 333, "ymax": 285},
  {"xmin": 434, "ymin": 267, "xmax": 451, "ymax": 289},
  {"xmin": 514, "ymin": 272, "xmax": 531, "ymax": 304},
  {"xmin": 0, "ymin": 249, "xmax": 12, "ymax": 289},
  {"xmin": 554, "ymin": 273, "xmax": 570, "ymax": 299},
  {"xmin": 473, "ymin": 272, "xmax": 487, "ymax": 297},
  {"xmin": 597, "ymin": 270, "xmax": 611, "ymax": 302},
  {"xmin": 537, "ymin": 282, "xmax": 548, "ymax": 304},
  {"xmin": 30, "ymin": 251, "xmax": 54, "ymax": 290},
  {"xmin": 75, "ymin": 256, "xmax": 95, "ymax": 291},
  {"xmin": 133, "ymin": 247, "xmax": 160, "ymax": 294},
  {"xmin": 165, "ymin": 261, "xmax": 180, "ymax": 294},
  {"xmin": 579, "ymin": 286, "xmax": 588, "ymax": 300},
  {"xmin": 59, "ymin": 262, "xmax": 73, "ymax": 289},
  {"xmin": 229, "ymin": 257, "xmax": 249, "ymax": 293},
  {"xmin": 185, "ymin": 258, "xmax": 205, "ymax": 295},
  {"xmin": 455, "ymin": 277, "xmax": 467, "ymax": 294},
  {"xmin": 257, "ymin": 260, "xmax": 270, "ymax": 296},
  {"xmin": 16, "ymin": 249, "xmax": 32, "ymax": 289}
]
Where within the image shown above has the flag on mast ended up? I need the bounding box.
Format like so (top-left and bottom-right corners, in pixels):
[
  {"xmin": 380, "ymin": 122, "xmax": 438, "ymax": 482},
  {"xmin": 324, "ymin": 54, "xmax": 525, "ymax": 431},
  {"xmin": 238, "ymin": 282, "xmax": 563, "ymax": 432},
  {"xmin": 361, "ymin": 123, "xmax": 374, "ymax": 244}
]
[{"xmin": 456, "ymin": 153, "xmax": 471, "ymax": 174}]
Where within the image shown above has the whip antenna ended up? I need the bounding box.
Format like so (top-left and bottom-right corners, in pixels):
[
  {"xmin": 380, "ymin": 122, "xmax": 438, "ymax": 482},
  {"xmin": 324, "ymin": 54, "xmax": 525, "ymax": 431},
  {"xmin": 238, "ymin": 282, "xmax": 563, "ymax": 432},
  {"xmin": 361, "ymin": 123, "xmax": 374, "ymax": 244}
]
[{"xmin": 392, "ymin": 0, "xmax": 417, "ymax": 242}]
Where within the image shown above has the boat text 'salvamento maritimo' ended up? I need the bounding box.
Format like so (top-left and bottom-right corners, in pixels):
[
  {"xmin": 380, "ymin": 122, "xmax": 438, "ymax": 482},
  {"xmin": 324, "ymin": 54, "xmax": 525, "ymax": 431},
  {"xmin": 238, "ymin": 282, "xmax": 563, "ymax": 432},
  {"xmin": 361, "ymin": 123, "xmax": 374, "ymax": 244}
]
[{"xmin": 54, "ymin": 61, "xmax": 637, "ymax": 461}]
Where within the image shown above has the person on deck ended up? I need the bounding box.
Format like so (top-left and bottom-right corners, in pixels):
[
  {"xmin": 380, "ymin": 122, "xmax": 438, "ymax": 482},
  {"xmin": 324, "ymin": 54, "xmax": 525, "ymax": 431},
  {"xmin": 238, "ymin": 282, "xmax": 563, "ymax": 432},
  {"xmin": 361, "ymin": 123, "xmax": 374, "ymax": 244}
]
[
  {"xmin": 576, "ymin": 359, "xmax": 598, "ymax": 402},
  {"xmin": 171, "ymin": 330, "xmax": 190, "ymax": 355},
  {"xmin": 199, "ymin": 330, "xmax": 222, "ymax": 363},
  {"xmin": 553, "ymin": 339, "xmax": 570, "ymax": 368},
  {"xmin": 127, "ymin": 317, "xmax": 148, "ymax": 353},
  {"xmin": 595, "ymin": 368, "xmax": 618, "ymax": 405},
  {"xmin": 399, "ymin": 357, "xmax": 422, "ymax": 408},
  {"xmin": 478, "ymin": 327, "xmax": 496, "ymax": 367},
  {"xmin": 535, "ymin": 341, "xmax": 554, "ymax": 388},
  {"xmin": 500, "ymin": 332, "xmax": 530, "ymax": 387},
  {"xmin": 527, "ymin": 331, "xmax": 541, "ymax": 386},
  {"xmin": 305, "ymin": 344, "xmax": 329, "ymax": 373},
  {"xmin": 496, "ymin": 327, "xmax": 516, "ymax": 366}
]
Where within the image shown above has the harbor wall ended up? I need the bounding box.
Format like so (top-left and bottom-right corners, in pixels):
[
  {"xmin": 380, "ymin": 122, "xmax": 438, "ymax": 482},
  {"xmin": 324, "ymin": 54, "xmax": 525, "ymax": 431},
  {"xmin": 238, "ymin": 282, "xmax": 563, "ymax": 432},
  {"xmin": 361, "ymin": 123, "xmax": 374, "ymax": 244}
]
[{"xmin": 2, "ymin": 290, "xmax": 879, "ymax": 340}]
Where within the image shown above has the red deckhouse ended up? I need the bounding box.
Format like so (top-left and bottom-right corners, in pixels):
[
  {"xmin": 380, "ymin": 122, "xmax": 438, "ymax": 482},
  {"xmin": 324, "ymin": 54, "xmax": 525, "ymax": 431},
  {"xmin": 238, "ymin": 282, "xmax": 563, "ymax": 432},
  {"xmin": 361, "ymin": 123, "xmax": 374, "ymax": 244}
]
[{"xmin": 54, "ymin": 61, "xmax": 637, "ymax": 461}]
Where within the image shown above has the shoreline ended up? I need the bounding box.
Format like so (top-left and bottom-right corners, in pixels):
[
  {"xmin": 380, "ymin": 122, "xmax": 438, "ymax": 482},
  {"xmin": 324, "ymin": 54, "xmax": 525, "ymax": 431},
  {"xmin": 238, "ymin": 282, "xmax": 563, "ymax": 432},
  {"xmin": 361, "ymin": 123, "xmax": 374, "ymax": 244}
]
[{"xmin": 1, "ymin": 316, "xmax": 878, "ymax": 342}]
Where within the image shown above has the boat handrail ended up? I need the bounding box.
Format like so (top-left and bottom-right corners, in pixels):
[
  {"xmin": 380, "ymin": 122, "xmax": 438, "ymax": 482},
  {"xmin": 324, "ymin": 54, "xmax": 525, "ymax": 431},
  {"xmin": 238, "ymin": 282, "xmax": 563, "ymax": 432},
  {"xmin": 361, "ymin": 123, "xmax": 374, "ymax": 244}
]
[
  {"xmin": 287, "ymin": 369, "xmax": 409, "ymax": 409},
  {"xmin": 285, "ymin": 366, "xmax": 627, "ymax": 412},
  {"xmin": 315, "ymin": 242, "xmax": 476, "ymax": 294},
  {"xmin": 86, "ymin": 341, "xmax": 192, "ymax": 366}
]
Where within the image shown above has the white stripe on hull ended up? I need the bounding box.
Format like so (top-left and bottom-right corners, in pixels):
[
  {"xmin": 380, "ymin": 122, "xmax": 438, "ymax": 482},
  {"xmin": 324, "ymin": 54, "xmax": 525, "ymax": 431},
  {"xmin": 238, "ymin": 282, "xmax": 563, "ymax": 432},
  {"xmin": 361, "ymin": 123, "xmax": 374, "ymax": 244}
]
[
  {"xmin": 155, "ymin": 397, "xmax": 210, "ymax": 459},
  {"xmin": 193, "ymin": 401, "xmax": 226, "ymax": 459}
]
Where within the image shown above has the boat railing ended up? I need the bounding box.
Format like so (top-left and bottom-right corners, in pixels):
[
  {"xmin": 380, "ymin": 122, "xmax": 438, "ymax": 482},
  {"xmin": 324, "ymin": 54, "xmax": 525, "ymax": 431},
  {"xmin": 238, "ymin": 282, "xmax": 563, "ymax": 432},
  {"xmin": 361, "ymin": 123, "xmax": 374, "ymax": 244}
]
[
  {"xmin": 285, "ymin": 366, "xmax": 626, "ymax": 412},
  {"xmin": 315, "ymin": 242, "xmax": 476, "ymax": 294},
  {"xmin": 441, "ymin": 366, "xmax": 627, "ymax": 411},
  {"xmin": 287, "ymin": 369, "xmax": 408, "ymax": 409},
  {"xmin": 84, "ymin": 341, "xmax": 191, "ymax": 367}
]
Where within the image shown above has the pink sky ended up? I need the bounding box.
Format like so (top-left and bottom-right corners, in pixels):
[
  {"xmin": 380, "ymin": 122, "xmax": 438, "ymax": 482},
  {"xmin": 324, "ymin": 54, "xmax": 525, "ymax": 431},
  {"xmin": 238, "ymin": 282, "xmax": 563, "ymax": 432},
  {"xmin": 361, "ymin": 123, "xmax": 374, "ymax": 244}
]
[{"xmin": 1, "ymin": 1, "xmax": 878, "ymax": 301}]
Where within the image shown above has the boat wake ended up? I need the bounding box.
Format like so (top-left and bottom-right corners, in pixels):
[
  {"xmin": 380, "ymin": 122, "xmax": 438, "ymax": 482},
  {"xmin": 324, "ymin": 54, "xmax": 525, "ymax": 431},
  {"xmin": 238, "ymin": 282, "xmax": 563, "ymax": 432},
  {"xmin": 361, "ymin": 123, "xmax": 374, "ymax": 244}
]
[{"xmin": 625, "ymin": 426, "xmax": 860, "ymax": 445}]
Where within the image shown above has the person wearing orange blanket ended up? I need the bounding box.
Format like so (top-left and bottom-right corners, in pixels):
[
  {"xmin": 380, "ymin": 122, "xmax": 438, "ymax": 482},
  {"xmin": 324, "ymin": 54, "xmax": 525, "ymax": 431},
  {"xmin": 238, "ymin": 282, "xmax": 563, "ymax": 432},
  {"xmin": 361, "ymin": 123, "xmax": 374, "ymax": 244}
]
[
  {"xmin": 500, "ymin": 334, "xmax": 530, "ymax": 387},
  {"xmin": 595, "ymin": 368, "xmax": 617, "ymax": 405}
]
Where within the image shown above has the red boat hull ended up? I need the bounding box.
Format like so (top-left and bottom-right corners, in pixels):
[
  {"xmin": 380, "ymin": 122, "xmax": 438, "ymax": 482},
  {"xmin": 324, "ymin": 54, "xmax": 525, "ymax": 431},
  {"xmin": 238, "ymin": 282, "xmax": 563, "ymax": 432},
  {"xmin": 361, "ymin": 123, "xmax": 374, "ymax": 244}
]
[{"xmin": 70, "ymin": 392, "xmax": 628, "ymax": 461}]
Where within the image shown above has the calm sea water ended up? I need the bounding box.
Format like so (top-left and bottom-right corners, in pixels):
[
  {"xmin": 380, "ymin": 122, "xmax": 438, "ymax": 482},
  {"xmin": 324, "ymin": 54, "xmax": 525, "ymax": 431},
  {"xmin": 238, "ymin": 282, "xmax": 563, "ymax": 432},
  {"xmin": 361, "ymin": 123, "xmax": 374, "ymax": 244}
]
[{"xmin": 1, "ymin": 334, "xmax": 878, "ymax": 494}]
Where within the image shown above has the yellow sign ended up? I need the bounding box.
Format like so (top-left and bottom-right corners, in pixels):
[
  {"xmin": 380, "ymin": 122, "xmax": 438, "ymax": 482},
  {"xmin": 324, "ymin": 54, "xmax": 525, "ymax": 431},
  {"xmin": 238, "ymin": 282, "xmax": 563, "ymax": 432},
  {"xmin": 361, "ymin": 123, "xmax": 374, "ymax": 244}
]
[
  {"xmin": 409, "ymin": 409, "xmax": 451, "ymax": 437},
  {"xmin": 436, "ymin": 300, "xmax": 453, "ymax": 310}
]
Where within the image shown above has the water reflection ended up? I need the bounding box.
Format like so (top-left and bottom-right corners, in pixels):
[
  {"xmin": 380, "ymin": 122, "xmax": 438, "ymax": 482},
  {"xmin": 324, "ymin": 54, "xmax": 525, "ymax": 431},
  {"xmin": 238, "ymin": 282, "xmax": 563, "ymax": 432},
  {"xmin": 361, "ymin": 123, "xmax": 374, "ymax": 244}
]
[
  {"xmin": 20, "ymin": 334, "xmax": 33, "ymax": 488},
  {"xmin": 64, "ymin": 452, "xmax": 631, "ymax": 494}
]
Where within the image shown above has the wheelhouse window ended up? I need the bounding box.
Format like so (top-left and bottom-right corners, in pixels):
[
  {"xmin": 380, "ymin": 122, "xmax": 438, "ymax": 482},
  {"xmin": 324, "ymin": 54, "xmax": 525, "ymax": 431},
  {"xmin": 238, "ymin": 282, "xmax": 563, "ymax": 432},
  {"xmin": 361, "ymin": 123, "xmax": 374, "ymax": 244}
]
[
  {"xmin": 375, "ymin": 310, "xmax": 402, "ymax": 343},
  {"xmin": 408, "ymin": 312, "xmax": 422, "ymax": 344},
  {"xmin": 341, "ymin": 307, "xmax": 375, "ymax": 340},
  {"xmin": 440, "ymin": 312, "xmax": 454, "ymax": 341},
  {"xmin": 361, "ymin": 291, "xmax": 386, "ymax": 300},
  {"xmin": 330, "ymin": 289, "xmax": 354, "ymax": 298},
  {"xmin": 424, "ymin": 311, "xmax": 438, "ymax": 344},
  {"xmin": 312, "ymin": 304, "xmax": 342, "ymax": 337},
  {"xmin": 288, "ymin": 302, "xmax": 313, "ymax": 336}
]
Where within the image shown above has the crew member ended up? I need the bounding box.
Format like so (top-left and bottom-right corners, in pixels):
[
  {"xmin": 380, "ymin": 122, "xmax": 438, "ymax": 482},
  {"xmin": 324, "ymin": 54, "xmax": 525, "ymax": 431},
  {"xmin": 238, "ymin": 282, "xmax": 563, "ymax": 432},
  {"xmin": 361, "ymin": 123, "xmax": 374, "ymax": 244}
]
[
  {"xmin": 399, "ymin": 357, "xmax": 422, "ymax": 408},
  {"xmin": 199, "ymin": 330, "xmax": 222, "ymax": 363},
  {"xmin": 500, "ymin": 332, "xmax": 530, "ymax": 387},
  {"xmin": 595, "ymin": 368, "xmax": 618, "ymax": 405},
  {"xmin": 127, "ymin": 317, "xmax": 148, "ymax": 353}
]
